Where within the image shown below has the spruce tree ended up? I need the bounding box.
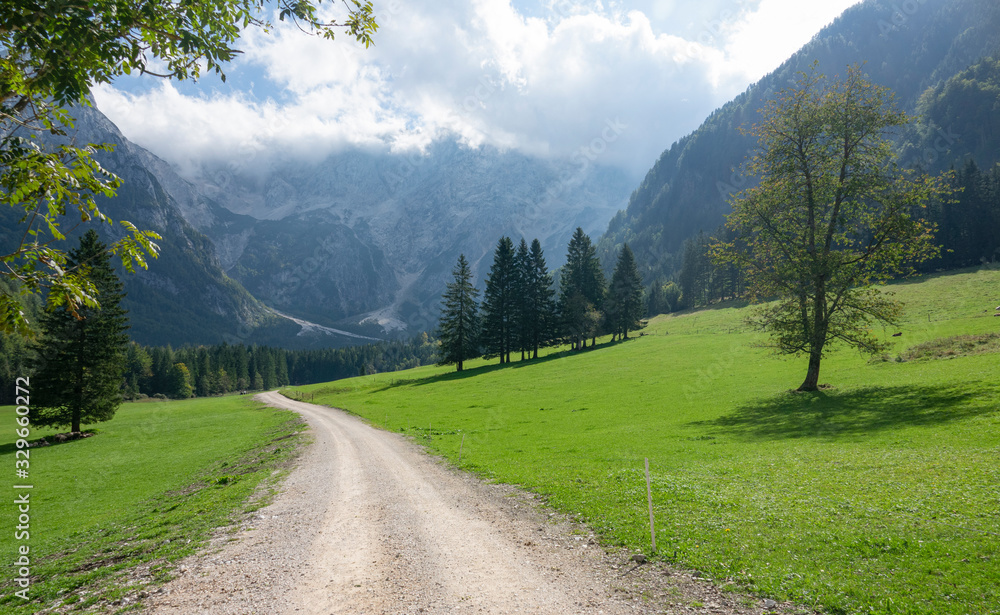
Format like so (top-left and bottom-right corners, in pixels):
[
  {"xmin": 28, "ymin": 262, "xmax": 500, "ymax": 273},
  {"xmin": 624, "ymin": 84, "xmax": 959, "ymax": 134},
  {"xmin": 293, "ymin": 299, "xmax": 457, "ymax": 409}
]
[
  {"xmin": 558, "ymin": 228, "xmax": 606, "ymax": 349},
  {"xmin": 30, "ymin": 230, "xmax": 130, "ymax": 432},
  {"xmin": 514, "ymin": 239, "xmax": 531, "ymax": 361},
  {"xmin": 606, "ymin": 244, "xmax": 645, "ymax": 339},
  {"xmin": 437, "ymin": 254, "xmax": 480, "ymax": 371},
  {"xmin": 524, "ymin": 239, "xmax": 556, "ymax": 359},
  {"xmin": 482, "ymin": 237, "xmax": 517, "ymax": 363}
]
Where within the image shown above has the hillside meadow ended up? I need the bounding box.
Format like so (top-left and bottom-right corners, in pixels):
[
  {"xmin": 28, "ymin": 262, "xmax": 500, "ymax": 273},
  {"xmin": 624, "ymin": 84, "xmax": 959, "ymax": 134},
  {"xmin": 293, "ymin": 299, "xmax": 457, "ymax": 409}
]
[
  {"xmin": 0, "ymin": 396, "xmax": 304, "ymax": 613},
  {"xmin": 287, "ymin": 267, "xmax": 1000, "ymax": 615}
]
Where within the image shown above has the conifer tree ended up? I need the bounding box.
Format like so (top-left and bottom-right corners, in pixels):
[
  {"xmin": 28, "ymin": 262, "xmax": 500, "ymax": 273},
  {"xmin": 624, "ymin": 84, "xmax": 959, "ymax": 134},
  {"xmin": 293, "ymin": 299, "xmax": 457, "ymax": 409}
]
[
  {"xmin": 482, "ymin": 237, "xmax": 517, "ymax": 363},
  {"xmin": 437, "ymin": 254, "xmax": 480, "ymax": 371},
  {"xmin": 514, "ymin": 239, "xmax": 531, "ymax": 361},
  {"xmin": 523, "ymin": 239, "xmax": 556, "ymax": 359},
  {"xmin": 559, "ymin": 228, "xmax": 606, "ymax": 349},
  {"xmin": 30, "ymin": 230, "xmax": 130, "ymax": 432},
  {"xmin": 606, "ymin": 244, "xmax": 645, "ymax": 339}
]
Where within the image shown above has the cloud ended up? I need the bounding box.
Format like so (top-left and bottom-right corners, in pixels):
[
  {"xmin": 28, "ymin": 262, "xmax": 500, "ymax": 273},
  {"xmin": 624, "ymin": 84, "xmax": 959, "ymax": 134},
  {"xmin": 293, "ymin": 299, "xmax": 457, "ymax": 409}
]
[{"xmin": 92, "ymin": 0, "xmax": 860, "ymax": 178}]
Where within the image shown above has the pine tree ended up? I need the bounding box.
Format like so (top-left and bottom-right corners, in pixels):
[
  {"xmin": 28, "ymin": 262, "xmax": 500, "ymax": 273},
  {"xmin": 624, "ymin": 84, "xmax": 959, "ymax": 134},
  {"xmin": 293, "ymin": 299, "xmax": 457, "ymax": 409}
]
[
  {"xmin": 559, "ymin": 228, "xmax": 606, "ymax": 349},
  {"xmin": 30, "ymin": 230, "xmax": 130, "ymax": 432},
  {"xmin": 524, "ymin": 239, "xmax": 556, "ymax": 359},
  {"xmin": 482, "ymin": 237, "xmax": 517, "ymax": 363},
  {"xmin": 606, "ymin": 244, "xmax": 645, "ymax": 339},
  {"xmin": 513, "ymin": 239, "xmax": 531, "ymax": 361},
  {"xmin": 437, "ymin": 254, "xmax": 480, "ymax": 371}
]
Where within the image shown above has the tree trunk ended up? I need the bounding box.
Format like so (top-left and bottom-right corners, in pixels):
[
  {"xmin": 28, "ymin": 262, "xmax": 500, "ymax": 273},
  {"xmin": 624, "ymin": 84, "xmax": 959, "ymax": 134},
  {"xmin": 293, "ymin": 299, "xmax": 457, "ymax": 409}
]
[
  {"xmin": 798, "ymin": 349, "xmax": 822, "ymax": 391},
  {"xmin": 457, "ymin": 360, "xmax": 463, "ymax": 372},
  {"xmin": 72, "ymin": 408, "xmax": 81, "ymax": 433}
]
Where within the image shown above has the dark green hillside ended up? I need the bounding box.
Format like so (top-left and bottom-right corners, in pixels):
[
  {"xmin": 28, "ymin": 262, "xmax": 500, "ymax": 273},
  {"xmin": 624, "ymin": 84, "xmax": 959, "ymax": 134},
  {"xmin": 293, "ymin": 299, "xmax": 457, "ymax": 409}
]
[
  {"xmin": 599, "ymin": 0, "xmax": 1000, "ymax": 283},
  {"xmin": 905, "ymin": 57, "xmax": 1000, "ymax": 170}
]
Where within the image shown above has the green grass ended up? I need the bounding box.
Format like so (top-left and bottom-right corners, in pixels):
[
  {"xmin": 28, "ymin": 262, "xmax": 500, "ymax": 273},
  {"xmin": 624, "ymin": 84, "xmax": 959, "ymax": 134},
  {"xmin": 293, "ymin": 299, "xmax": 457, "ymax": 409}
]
[
  {"xmin": 287, "ymin": 267, "xmax": 1000, "ymax": 615},
  {"xmin": 0, "ymin": 396, "xmax": 305, "ymax": 614}
]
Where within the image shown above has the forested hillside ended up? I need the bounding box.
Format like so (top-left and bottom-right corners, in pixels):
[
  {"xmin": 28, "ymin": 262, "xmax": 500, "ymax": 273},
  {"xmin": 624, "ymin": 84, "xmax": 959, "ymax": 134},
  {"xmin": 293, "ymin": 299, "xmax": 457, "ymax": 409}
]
[{"xmin": 599, "ymin": 0, "xmax": 1000, "ymax": 286}]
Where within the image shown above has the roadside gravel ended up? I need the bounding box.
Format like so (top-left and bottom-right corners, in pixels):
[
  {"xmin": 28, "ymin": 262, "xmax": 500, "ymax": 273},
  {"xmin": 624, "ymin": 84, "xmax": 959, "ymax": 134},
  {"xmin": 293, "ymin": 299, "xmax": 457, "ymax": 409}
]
[{"xmin": 138, "ymin": 391, "xmax": 811, "ymax": 615}]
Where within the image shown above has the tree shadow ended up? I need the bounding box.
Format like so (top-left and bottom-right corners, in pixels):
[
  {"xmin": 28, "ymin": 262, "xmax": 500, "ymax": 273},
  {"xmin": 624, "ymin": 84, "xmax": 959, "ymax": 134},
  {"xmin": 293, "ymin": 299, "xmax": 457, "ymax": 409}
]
[
  {"xmin": 379, "ymin": 338, "xmax": 636, "ymax": 390},
  {"xmin": 691, "ymin": 382, "xmax": 1000, "ymax": 441},
  {"xmin": 0, "ymin": 431, "xmax": 97, "ymax": 457}
]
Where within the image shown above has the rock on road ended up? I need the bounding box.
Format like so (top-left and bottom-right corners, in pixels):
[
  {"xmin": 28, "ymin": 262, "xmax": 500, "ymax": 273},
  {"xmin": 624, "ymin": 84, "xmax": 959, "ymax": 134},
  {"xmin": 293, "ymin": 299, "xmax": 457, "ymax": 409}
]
[{"xmin": 138, "ymin": 392, "xmax": 776, "ymax": 615}]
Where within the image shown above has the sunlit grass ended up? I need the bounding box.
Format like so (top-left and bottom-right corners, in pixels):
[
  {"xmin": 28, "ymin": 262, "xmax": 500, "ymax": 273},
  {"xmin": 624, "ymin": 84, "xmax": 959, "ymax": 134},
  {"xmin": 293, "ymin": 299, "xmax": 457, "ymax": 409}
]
[
  {"xmin": 288, "ymin": 267, "xmax": 1000, "ymax": 615},
  {"xmin": 0, "ymin": 396, "xmax": 304, "ymax": 612}
]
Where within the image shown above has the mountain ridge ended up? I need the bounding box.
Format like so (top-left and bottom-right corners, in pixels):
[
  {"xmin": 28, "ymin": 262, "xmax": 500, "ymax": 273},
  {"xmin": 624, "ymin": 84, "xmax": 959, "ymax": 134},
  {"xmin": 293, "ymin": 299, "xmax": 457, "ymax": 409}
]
[{"xmin": 598, "ymin": 0, "xmax": 1000, "ymax": 283}]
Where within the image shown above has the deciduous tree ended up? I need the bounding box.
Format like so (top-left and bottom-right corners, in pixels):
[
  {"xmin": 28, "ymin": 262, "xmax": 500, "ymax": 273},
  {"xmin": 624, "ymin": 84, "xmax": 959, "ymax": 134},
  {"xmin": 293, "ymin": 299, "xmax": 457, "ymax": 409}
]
[{"xmin": 714, "ymin": 65, "xmax": 951, "ymax": 391}]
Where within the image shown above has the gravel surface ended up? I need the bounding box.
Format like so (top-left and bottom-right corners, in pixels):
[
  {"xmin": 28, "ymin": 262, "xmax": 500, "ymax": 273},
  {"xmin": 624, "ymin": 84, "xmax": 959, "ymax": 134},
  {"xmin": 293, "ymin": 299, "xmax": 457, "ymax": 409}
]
[{"xmin": 138, "ymin": 391, "xmax": 812, "ymax": 615}]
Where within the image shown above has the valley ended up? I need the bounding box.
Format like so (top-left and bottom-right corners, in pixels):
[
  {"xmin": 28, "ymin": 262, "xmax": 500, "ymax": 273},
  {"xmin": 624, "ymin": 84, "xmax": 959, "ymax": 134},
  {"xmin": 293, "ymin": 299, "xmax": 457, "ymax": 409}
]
[{"xmin": 3, "ymin": 0, "xmax": 1000, "ymax": 614}]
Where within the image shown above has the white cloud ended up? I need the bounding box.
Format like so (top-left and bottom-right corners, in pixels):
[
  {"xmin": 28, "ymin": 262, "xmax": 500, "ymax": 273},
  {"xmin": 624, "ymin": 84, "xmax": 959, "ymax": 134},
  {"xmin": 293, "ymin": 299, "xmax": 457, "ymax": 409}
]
[{"xmin": 92, "ymin": 0, "xmax": 861, "ymax": 179}]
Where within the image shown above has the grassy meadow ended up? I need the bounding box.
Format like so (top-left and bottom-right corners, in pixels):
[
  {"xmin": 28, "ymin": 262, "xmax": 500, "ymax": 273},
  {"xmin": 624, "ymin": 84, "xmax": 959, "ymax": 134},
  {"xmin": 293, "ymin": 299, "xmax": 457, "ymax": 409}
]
[
  {"xmin": 0, "ymin": 396, "xmax": 305, "ymax": 614},
  {"xmin": 286, "ymin": 267, "xmax": 1000, "ymax": 615}
]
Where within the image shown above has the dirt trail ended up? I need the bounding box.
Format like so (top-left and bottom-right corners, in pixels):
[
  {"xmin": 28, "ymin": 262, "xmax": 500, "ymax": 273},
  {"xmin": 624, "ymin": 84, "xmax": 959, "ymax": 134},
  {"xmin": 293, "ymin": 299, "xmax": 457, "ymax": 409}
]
[{"xmin": 139, "ymin": 392, "xmax": 783, "ymax": 615}]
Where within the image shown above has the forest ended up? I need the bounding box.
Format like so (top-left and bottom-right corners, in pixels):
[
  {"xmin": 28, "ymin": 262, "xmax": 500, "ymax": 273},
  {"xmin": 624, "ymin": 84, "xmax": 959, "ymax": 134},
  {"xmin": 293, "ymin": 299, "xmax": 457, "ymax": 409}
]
[{"xmin": 664, "ymin": 158, "xmax": 1000, "ymax": 311}]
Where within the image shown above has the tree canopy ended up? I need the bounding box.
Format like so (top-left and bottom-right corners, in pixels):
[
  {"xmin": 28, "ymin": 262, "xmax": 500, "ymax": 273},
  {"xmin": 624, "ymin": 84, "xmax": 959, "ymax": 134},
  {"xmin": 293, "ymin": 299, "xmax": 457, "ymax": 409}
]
[
  {"xmin": 714, "ymin": 64, "xmax": 951, "ymax": 391},
  {"xmin": 1, "ymin": 0, "xmax": 377, "ymax": 336}
]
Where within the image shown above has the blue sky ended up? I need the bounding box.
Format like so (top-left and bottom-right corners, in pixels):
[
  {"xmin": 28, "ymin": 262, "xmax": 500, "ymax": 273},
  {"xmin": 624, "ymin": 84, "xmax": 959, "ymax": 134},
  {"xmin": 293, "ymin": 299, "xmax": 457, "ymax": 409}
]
[{"xmin": 94, "ymin": 0, "xmax": 862, "ymax": 179}]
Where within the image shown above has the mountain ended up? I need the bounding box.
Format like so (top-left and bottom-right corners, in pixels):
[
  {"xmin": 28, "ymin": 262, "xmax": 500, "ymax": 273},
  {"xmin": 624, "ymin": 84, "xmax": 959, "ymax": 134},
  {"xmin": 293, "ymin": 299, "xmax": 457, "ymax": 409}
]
[
  {"xmin": 0, "ymin": 104, "xmax": 289, "ymax": 347},
  {"xmin": 4, "ymin": 102, "xmax": 634, "ymax": 345},
  {"xmin": 163, "ymin": 141, "xmax": 635, "ymax": 336},
  {"xmin": 598, "ymin": 0, "xmax": 1000, "ymax": 283}
]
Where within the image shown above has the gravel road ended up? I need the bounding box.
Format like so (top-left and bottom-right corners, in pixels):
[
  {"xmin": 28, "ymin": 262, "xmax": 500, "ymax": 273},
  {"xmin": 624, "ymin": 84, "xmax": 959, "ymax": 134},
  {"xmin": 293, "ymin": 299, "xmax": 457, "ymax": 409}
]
[{"xmin": 138, "ymin": 392, "xmax": 794, "ymax": 615}]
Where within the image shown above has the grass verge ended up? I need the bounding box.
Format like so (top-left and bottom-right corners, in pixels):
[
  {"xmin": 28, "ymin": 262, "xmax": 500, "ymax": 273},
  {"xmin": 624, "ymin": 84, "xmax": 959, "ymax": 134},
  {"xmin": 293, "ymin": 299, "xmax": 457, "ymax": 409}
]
[{"xmin": 0, "ymin": 396, "xmax": 306, "ymax": 614}]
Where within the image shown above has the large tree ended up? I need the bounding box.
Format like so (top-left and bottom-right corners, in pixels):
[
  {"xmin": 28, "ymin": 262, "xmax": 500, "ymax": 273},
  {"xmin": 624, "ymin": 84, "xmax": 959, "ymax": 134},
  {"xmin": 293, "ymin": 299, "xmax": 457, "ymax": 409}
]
[
  {"xmin": 482, "ymin": 237, "xmax": 517, "ymax": 363},
  {"xmin": 30, "ymin": 230, "xmax": 130, "ymax": 432},
  {"xmin": 437, "ymin": 254, "xmax": 480, "ymax": 372},
  {"xmin": 521, "ymin": 238, "xmax": 556, "ymax": 359},
  {"xmin": 606, "ymin": 243, "xmax": 644, "ymax": 340},
  {"xmin": 714, "ymin": 65, "xmax": 950, "ymax": 391},
  {"xmin": 559, "ymin": 228, "xmax": 605, "ymax": 349},
  {"xmin": 513, "ymin": 239, "xmax": 531, "ymax": 361},
  {"xmin": 1, "ymin": 1, "xmax": 377, "ymax": 336}
]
